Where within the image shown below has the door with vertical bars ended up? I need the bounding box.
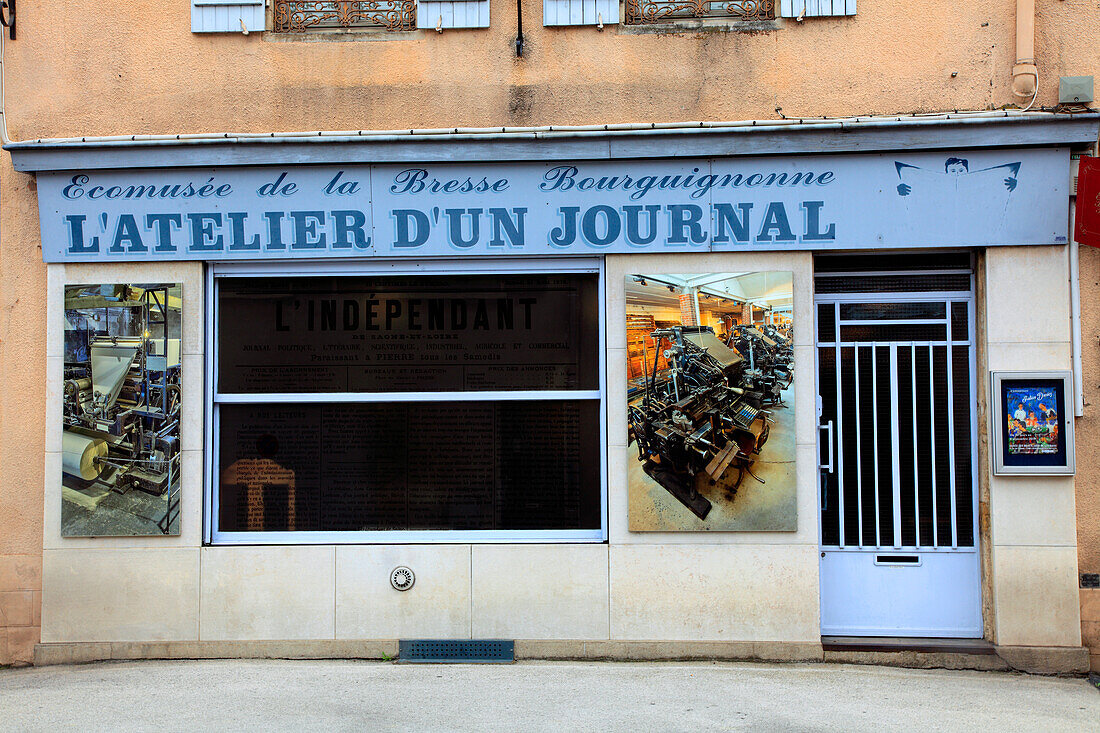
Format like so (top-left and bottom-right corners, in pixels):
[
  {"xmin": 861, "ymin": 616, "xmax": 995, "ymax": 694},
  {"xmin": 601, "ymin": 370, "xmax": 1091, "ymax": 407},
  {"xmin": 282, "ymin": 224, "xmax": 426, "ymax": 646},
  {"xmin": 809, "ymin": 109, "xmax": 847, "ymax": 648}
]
[{"xmin": 815, "ymin": 254, "xmax": 982, "ymax": 638}]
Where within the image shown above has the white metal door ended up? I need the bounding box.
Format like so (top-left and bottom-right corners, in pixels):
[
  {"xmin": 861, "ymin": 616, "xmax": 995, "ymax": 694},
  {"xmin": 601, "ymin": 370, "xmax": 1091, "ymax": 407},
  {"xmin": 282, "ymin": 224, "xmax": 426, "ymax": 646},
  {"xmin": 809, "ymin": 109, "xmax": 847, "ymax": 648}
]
[{"xmin": 815, "ymin": 256, "xmax": 982, "ymax": 637}]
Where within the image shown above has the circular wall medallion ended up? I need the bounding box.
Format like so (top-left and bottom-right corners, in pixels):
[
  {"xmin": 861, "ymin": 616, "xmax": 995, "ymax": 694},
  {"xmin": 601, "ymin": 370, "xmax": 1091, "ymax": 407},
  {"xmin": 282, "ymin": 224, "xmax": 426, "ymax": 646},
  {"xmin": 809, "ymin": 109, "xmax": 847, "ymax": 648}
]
[{"xmin": 390, "ymin": 566, "xmax": 415, "ymax": 591}]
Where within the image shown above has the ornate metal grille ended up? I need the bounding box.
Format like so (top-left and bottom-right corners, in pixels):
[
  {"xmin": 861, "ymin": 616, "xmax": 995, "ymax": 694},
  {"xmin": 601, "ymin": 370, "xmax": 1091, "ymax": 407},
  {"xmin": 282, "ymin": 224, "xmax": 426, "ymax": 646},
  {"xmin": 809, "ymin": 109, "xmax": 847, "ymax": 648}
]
[
  {"xmin": 273, "ymin": 0, "xmax": 416, "ymax": 32},
  {"xmin": 624, "ymin": 0, "xmax": 774, "ymax": 24}
]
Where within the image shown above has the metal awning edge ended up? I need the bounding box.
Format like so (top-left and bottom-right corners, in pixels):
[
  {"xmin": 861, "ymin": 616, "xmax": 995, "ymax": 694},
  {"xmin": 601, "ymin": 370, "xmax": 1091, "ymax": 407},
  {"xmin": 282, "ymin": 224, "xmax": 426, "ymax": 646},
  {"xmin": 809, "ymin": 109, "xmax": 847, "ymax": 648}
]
[{"xmin": 6, "ymin": 113, "xmax": 1099, "ymax": 172}]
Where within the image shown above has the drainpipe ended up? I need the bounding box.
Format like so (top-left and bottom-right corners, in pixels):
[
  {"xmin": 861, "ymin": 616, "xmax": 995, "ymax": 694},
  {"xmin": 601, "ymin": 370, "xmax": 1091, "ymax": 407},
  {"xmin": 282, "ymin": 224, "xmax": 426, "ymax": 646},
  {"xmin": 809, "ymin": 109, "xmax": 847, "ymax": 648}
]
[
  {"xmin": 1070, "ymin": 199, "xmax": 1084, "ymax": 416},
  {"xmin": 1012, "ymin": 0, "xmax": 1038, "ymax": 107}
]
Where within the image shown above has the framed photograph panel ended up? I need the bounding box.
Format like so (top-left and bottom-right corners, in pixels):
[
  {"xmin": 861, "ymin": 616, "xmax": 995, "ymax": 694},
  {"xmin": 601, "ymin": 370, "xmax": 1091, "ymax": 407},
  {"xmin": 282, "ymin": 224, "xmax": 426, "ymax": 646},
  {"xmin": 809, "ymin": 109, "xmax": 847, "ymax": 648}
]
[{"xmin": 990, "ymin": 370, "xmax": 1075, "ymax": 476}]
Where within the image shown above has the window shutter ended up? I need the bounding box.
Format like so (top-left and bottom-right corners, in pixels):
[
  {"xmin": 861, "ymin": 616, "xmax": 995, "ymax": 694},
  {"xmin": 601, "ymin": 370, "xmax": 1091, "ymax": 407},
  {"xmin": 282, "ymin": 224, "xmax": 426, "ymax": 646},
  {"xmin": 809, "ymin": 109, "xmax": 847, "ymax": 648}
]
[
  {"xmin": 416, "ymin": 0, "xmax": 490, "ymax": 29},
  {"xmin": 779, "ymin": 0, "xmax": 855, "ymax": 17},
  {"xmin": 192, "ymin": 0, "xmax": 266, "ymax": 33},
  {"xmin": 544, "ymin": 0, "xmax": 618, "ymax": 26}
]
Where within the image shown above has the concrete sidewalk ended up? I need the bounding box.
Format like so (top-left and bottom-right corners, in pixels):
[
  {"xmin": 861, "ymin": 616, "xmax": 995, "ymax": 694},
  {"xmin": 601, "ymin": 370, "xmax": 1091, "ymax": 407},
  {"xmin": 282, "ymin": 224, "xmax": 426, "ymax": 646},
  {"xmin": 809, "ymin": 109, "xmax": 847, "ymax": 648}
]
[{"xmin": 1, "ymin": 659, "xmax": 1097, "ymax": 732}]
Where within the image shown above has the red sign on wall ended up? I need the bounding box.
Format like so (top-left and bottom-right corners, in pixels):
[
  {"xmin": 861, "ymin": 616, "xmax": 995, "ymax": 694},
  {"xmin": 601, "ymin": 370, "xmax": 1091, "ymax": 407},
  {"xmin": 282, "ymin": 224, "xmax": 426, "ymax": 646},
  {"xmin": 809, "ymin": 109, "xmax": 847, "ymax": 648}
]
[{"xmin": 1075, "ymin": 156, "xmax": 1100, "ymax": 247}]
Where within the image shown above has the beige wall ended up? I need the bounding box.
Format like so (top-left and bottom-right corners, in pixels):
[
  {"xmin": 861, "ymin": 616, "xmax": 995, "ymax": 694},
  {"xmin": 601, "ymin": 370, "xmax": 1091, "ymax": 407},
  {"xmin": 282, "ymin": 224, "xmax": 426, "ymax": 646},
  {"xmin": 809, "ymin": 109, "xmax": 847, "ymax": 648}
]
[
  {"xmin": 984, "ymin": 247, "xmax": 1081, "ymax": 648},
  {"xmin": 4, "ymin": 0, "xmax": 1100, "ymax": 665},
  {"xmin": 37, "ymin": 251, "xmax": 822, "ymax": 649}
]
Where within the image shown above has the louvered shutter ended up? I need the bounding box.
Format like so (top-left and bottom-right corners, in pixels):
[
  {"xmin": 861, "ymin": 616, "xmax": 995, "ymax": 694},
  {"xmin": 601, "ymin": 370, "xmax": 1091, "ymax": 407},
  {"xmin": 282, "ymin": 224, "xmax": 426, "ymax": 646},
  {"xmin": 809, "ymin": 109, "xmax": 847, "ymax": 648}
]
[
  {"xmin": 543, "ymin": 0, "xmax": 618, "ymax": 26},
  {"xmin": 779, "ymin": 0, "xmax": 855, "ymax": 17},
  {"xmin": 192, "ymin": 0, "xmax": 266, "ymax": 33},
  {"xmin": 416, "ymin": 0, "xmax": 490, "ymax": 29}
]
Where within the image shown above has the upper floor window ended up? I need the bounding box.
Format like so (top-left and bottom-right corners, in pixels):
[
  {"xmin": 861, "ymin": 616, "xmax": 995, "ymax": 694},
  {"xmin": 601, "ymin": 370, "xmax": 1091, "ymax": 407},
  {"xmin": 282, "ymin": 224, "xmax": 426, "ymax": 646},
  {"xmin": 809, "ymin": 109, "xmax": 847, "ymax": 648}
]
[
  {"xmin": 273, "ymin": 0, "xmax": 417, "ymax": 32},
  {"xmin": 624, "ymin": 0, "xmax": 775, "ymax": 24}
]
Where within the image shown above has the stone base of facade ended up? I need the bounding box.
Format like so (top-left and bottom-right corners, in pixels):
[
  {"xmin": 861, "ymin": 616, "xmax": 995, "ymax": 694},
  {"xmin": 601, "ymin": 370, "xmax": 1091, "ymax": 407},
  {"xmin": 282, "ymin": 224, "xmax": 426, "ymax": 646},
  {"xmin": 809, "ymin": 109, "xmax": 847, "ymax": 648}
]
[
  {"xmin": 1081, "ymin": 588, "xmax": 1100, "ymax": 673},
  {"xmin": 31, "ymin": 640, "xmax": 1090, "ymax": 674},
  {"xmin": 0, "ymin": 555, "xmax": 43, "ymax": 668}
]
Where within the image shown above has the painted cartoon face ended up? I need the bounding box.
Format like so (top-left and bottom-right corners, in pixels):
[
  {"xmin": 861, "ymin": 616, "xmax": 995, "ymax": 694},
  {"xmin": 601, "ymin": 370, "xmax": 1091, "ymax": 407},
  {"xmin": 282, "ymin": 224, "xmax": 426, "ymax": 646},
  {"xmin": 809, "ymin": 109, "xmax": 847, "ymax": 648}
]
[{"xmin": 946, "ymin": 162, "xmax": 967, "ymax": 175}]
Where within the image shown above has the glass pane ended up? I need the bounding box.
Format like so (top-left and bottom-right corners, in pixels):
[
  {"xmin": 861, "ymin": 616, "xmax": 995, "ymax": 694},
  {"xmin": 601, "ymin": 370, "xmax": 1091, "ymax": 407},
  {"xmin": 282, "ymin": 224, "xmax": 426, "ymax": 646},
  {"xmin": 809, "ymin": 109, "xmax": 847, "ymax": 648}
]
[
  {"xmin": 840, "ymin": 323, "xmax": 947, "ymax": 342},
  {"xmin": 857, "ymin": 346, "xmax": 877, "ymax": 546},
  {"xmin": 933, "ymin": 345, "xmax": 952, "ymax": 546},
  {"xmin": 814, "ymin": 252, "xmax": 972, "ymax": 274},
  {"xmin": 950, "ymin": 301, "xmax": 969, "ymax": 341},
  {"xmin": 839, "ymin": 302, "xmax": 946, "ymax": 321},
  {"xmin": 839, "ymin": 346, "xmax": 860, "ymax": 545},
  {"xmin": 217, "ymin": 273, "xmax": 600, "ymax": 393},
  {"xmin": 817, "ymin": 303, "xmax": 836, "ymax": 342},
  {"xmin": 913, "ymin": 344, "xmax": 936, "ymax": 547},
  {"xmin": 875, "ymin": 346, "xmax": 893, "ymax": 546},
  {"xmin": 818, "ymin": 346, "xmax": 839, "ymax": 546},
  {"xmin": 897, "ymin": 346, "xmax": 917, "ymax": 547},
  {"xmin": 952, "ymin": 346, "xmax": 974, "ymax": 547},
  {"xmin": 814, "ymin": 274, "xmax": 972, "ymax": 294},
  {"xmin": 217, "ymin": 400, "xmax": 602, "ymax": 532}
]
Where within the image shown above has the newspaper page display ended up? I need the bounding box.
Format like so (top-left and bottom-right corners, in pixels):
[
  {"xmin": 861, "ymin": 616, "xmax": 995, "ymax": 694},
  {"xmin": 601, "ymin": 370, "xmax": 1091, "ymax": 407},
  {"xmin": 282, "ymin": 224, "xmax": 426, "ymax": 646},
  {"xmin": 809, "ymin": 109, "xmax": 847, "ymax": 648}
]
[
  {"xmin": 218, "ymin": 274, "xmax": 598, "ymax": 393},
  {"xmin": 217, "ymin": 400, "xmax": 601, "ymax": 532},
  {"xmin": 215, "ymin": 273, "xmax": 602, "ymax": 533}
]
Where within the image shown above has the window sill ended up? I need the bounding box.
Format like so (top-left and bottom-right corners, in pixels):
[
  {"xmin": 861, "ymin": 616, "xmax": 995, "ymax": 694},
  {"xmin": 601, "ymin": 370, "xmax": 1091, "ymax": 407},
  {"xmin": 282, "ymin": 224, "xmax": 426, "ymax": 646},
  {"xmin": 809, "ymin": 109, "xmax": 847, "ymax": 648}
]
[
  {"xmin": 265, "ymin": 28, "xmax": 425, "ymax": 42},
  {"xmin": 619, "ymin": 18, "xmax": 781, "ymax": 34}
]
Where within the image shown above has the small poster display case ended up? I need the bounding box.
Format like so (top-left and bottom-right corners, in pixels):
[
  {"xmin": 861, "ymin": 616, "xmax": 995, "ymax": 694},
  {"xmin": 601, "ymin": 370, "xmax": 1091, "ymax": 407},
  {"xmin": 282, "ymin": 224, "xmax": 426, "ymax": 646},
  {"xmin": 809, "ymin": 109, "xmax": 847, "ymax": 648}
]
[{"xmin": 990, "ymin": 370, "xmax": 1075, "ymax": 476}]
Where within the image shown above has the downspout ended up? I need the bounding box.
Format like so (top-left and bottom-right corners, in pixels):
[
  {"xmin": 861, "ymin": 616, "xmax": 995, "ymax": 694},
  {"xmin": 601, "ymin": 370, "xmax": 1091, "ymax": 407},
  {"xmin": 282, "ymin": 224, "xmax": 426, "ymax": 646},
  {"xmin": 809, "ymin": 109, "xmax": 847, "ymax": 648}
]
[
  {"xmin": 1071, "ymin": 199, "xmax": 1084, "ymax": 416},
  {"xmin": 1012, "ymin": 0, "xmax": 1039, "ymax": 109}
]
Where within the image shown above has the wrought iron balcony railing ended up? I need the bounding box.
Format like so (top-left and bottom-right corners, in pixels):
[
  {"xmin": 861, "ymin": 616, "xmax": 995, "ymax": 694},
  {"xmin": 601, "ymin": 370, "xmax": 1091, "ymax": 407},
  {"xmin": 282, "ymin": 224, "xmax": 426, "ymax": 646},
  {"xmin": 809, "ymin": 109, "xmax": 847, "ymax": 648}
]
[
  {"xmin": 273, "ymin": 0, "xmax": 417, "ymax": 32},
  {"xmin": 624, "ymin": 0, "xmax": 774, "ymax": 24}
]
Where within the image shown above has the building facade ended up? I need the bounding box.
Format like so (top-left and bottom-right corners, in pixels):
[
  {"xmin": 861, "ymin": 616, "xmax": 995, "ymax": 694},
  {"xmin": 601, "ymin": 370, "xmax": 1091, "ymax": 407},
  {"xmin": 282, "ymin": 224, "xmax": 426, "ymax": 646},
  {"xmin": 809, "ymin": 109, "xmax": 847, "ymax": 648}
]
[{"xmin": 1, "ymin": 0, "xmax": 1098, "ymax": 671}]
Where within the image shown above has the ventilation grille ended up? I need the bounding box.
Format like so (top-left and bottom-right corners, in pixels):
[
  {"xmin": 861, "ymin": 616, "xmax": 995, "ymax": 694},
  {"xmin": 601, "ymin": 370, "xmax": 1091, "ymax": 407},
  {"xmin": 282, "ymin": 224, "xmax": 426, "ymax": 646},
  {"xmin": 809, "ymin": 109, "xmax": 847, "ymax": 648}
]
[
  {"xmin": 398, "ymin": 639, "xmax": 515, "ymax": 663},
  {"xmin": 814, "ymin": 252, "xmax": 973, "ymax": 296}
]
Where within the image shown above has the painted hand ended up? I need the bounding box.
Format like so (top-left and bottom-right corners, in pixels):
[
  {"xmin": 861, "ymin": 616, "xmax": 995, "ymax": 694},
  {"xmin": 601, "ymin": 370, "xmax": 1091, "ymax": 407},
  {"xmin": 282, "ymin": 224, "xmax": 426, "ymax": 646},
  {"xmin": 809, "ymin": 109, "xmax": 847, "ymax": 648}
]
[
  {"xmin": 1004, "ymin": 177, "xmax": 1018, "ymax": 191},
  {"xmin": 897, "ymin": 183, "xmax": 911, "ymax": 196}
]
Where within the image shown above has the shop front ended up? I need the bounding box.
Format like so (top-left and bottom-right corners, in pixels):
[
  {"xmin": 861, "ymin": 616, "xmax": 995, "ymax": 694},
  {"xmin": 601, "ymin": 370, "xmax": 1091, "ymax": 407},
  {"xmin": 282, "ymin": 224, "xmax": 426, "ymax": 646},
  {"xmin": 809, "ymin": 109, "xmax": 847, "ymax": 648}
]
[{"xmin": 11, "ymin": 114, "xmax": 1097, "ymax": 668}]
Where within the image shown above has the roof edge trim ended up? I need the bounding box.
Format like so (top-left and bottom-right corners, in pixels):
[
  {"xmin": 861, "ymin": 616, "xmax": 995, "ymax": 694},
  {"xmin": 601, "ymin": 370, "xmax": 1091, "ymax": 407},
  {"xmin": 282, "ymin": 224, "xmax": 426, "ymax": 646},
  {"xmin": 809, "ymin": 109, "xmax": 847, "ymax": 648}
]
[{"xmin": 7, "ymin": 112, "xmax": 1099, "ymax": 172}]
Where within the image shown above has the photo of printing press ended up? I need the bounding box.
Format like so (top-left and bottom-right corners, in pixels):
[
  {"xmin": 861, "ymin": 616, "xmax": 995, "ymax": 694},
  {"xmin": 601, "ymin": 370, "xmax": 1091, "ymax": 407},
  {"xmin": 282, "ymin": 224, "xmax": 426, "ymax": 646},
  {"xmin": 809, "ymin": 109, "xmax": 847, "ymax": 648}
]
[
  {"xmin": 626, "ymin": 273, "xmax": 796, "ymax": 531},
  {"xmin": 61, "ymin": 284, "xmax": 182, "ymax": 536}
]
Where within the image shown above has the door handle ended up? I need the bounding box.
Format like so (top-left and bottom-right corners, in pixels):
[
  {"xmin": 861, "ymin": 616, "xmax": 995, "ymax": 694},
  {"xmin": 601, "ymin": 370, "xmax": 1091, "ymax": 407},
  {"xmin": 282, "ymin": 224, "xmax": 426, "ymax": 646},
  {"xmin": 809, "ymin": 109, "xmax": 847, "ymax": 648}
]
[{"xmin": 818, "ymin": 420, "xmax": 834, "ymax": 473}]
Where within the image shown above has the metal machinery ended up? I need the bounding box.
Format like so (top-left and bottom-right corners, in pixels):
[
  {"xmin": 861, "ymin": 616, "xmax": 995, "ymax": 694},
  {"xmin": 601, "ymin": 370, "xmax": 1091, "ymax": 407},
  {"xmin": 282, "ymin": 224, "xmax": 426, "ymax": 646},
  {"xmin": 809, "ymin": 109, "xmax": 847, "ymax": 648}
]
[
  {"xmin": 726, "ymin": 324, "xmax": 793, "ymax": 406},
  {"xmin": 761, "ymin": 322, "xmax": 792, "ymax": 343},
  {"xmin": 628, "ymin": 326, "xmax": 771, "ymax": 520},
  {"xmin": 62, "ymin": 285, "xmax": 181, "ymax": 533}
]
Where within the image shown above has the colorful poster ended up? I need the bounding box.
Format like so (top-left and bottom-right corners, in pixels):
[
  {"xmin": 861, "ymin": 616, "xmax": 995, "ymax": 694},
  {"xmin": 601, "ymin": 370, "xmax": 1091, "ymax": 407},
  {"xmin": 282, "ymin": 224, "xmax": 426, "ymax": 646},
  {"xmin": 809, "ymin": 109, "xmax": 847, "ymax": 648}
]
[{"xmin": 1005, "ymin": 386, "xmax": 1059, "ymax": 456}]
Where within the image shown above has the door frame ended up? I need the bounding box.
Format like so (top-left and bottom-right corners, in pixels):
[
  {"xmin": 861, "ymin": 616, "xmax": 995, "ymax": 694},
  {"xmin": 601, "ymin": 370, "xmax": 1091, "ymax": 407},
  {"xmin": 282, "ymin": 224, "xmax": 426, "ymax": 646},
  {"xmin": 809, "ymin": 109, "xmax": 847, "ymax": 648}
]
[{"xmin": 813, "ymin": 264, "xmax": 982, "ymax": 638}]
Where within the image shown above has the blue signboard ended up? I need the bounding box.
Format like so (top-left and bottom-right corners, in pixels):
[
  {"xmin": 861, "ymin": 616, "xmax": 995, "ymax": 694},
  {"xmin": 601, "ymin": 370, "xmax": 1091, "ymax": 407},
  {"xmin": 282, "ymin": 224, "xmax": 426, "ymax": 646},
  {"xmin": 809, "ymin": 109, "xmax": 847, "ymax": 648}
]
[{"xmin": 35, "ymin": 148, "xmax": 1070, "ymax": 262}]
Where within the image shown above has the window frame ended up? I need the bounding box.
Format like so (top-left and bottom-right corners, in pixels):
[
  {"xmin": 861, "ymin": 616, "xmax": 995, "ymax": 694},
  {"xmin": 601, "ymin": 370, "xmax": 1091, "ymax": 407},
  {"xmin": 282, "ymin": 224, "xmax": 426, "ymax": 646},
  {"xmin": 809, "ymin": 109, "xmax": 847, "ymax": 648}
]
[{"xmin": 203, "ymin": 257, "xmax": 607, "ymax": 545}]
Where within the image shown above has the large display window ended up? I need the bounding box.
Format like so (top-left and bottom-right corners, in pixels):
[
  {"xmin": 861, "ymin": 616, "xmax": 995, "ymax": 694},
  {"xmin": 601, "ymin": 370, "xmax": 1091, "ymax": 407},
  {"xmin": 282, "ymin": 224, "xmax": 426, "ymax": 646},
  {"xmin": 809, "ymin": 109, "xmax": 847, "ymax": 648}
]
[{"xmin": 204, "ymin": 260, "xmax": 606, "ymax": 543}]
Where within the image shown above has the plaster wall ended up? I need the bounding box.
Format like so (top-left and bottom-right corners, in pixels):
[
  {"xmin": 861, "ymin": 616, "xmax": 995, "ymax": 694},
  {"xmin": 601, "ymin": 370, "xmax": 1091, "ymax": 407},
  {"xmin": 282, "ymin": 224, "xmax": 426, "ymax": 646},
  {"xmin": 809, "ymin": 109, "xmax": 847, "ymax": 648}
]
[
  {"xmin": 2, "ymin": 1, "xmax": 1100, "ymax": 138},
  {"xmin": 5, "ymin": 0, "xmax": 1100, "ymax": 664},
  {"xmin": 1071, "ymin": 243, "xmax": 1100, "ymax": 670}
]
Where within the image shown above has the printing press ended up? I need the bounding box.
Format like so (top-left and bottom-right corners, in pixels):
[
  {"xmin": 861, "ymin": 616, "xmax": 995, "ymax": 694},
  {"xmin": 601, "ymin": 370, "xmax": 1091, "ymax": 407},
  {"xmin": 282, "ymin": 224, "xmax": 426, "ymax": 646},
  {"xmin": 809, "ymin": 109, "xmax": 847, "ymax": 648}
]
[
  {"xmin": 628, "ymin": 326, "xmax": 771, "ymax": 520},
  {"xmin": 726, "ymin": 324, "xmax": 793, "ymax": 406},
  {"xmin": 62, "ymin": 285, "xmax": 181, "ymax": 533}
]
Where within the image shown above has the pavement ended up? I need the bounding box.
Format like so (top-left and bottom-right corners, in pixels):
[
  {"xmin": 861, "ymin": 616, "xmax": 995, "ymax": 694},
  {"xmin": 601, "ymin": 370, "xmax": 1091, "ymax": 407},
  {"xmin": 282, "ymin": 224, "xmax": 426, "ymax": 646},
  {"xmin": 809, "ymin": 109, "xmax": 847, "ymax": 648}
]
[{"xmin": 1, "ymin": 659, "xmax": 1098, "ymax": 732}]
